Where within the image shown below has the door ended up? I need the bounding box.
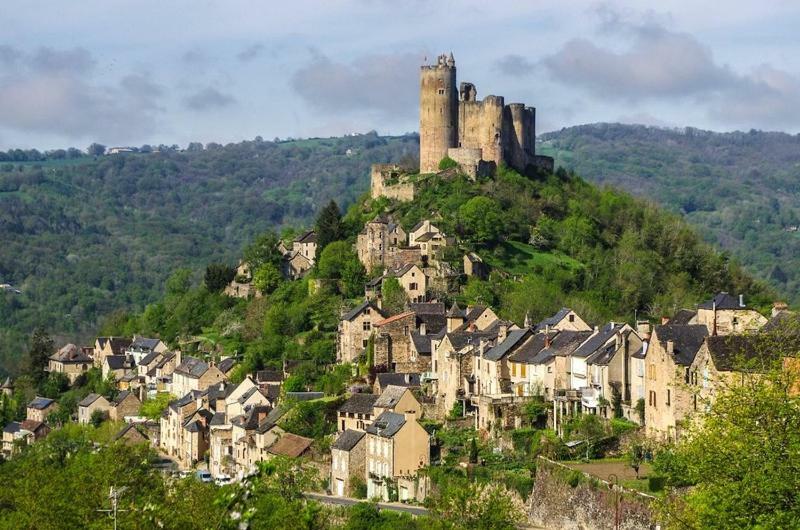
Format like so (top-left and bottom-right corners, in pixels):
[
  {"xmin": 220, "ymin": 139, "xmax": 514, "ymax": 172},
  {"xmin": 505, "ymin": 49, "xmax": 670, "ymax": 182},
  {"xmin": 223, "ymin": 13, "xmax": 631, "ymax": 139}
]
[{"xmin": 336, "ymin": 478, "xmax": 344, "ymax": 496}]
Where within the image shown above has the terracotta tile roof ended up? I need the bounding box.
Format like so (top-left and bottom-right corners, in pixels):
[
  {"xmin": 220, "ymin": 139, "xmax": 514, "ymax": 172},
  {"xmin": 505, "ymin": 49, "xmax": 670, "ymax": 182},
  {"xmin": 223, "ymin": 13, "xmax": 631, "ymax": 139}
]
[
  {"xmin": 268, "ymin": 432, "xmax": 313, "ymax": 457},
  {"xmin": 374, "ymin": 311, "xmax": 415, "ymax": 327}
]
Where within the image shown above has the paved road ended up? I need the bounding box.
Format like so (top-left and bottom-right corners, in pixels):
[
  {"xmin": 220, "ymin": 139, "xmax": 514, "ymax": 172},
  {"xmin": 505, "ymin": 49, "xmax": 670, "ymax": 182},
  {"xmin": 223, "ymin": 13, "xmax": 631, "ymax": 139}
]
[{"xmin": 303, "ymin": 492, "xmax": 429, "ymax": 516}]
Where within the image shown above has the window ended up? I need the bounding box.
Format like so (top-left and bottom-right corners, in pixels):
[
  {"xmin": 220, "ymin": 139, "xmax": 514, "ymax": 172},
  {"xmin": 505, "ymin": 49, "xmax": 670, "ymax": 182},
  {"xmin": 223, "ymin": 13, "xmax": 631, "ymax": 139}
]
[
  {"xmin": 409, "ymin": 282, "xmax": 418, "ymax": 290},
  {"xmin": 511, "ymin": 363, "xmax": 516, "ymax": 377},
  {"xmin": 438, "ymin": 89, "xmax": 445, "ymax": 95},
  {"xmin": 647, "ymin": 364, "xmax": 656, "ymax": 380},
  {"xmin": 649, "ymin": 390, "xmax": 657, "ymax": 407},
  {"xmin": 568, "ymin": 314, "xmax": 575, "ymax": 322},
  {"xmin": 520, "ymin": 364, "xmax": 527, "ymax": 378},
  {"xmin": 363, "ymin": 321, "xmax": 371, "ymax": 331},
  {"xmin": 547, "ymin": 366, "xmax": 552, "ymax": 373},
  {"xmin": 362, "ymin": 339, "xmax": 369, "ymax": 348},
  {"xmin": 666, "ymin": 389, "xmax": 671, "ymax": 406},
  {"xmin": 693, "ymin": 394, "xmax": 697, "ymax": 411}
]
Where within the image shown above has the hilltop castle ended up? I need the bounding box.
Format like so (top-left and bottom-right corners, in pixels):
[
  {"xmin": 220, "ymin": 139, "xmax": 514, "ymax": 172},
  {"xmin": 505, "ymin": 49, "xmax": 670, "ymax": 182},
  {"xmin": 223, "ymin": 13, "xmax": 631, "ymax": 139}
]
[
  {"xmin": 419, "ymin": 52, "xmax": 552, "ymax": 175},
  {"xmin": 371, "ymin": 53, "xmax": 553, "ymax": 200}
]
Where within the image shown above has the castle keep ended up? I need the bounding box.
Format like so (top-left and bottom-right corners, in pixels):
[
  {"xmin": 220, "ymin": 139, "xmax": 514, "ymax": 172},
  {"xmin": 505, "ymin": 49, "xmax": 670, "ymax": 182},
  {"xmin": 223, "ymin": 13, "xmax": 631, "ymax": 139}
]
[{"xmin": 419, "ymin": 53, "xmax": 550, "ymax": 175}]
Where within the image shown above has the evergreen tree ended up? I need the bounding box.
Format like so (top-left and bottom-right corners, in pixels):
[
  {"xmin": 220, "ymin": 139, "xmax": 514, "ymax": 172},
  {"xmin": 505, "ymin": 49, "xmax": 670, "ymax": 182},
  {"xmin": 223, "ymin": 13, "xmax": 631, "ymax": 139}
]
[
  {"xmin": 204, "ymin": 263, "xmax": 236, "ymax": 292},
  {"xmin": 314, "ymin": 200, "xmax": 343, "ymax": 259},
  {"xmin": 24, "ymin": 328, "xmax": 53, "ymax": 385}
]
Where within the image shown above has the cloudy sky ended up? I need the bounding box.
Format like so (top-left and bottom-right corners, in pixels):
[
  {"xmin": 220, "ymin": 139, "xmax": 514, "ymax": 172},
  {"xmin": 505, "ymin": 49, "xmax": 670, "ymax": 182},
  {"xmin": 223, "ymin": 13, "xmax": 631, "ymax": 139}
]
[{"xmin": 2, "ymin": 0, "xmax": 800, "ymax": 150}]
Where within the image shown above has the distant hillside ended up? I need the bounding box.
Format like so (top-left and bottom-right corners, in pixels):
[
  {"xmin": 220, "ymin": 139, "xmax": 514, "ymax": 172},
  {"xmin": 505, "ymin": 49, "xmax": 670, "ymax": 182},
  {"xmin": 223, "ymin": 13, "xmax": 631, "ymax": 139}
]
[
  {"xmin": 539, "ymin": 123, "xmax": 800, "ymax": 303},
  {"xmin": 0, "ymin": 133, "xmax": 417, "ymax": 375}
]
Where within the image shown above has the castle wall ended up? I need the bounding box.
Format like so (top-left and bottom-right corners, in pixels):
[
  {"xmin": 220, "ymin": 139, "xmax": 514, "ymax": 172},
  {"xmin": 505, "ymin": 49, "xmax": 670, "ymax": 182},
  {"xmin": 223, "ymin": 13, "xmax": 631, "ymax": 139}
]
[
  {"xmin": 457, "ymin": 96, "xmax": 504, "ymax": 168},
  {"xmin": 419, "ymin": 60, "xmax": 458, "ymax": 173},
  {"xmin": 370, "ymin": 164, "xmax": 414, "ymax": 202},
  {"xmin": 504, "ymin": 103, "xmax": 534, "ymax": 171}
]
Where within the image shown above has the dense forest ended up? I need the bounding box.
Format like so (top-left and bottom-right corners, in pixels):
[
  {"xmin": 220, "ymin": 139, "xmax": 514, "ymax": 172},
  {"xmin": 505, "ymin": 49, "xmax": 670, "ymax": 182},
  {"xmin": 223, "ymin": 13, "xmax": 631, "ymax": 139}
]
[
  {"xmin": 0, "ymin": 134, "xmax": 416, "ymax": 376},
  {"xmin": 540, "ymin": 124, "xmax": 800, "ymax": 303}
]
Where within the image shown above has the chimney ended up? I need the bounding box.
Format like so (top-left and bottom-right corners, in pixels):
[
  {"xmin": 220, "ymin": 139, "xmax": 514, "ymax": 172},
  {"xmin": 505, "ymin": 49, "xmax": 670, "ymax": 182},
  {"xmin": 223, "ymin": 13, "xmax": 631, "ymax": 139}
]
[
  {"xmin": 666, "ymin": 340, "xmax": 674, "ymax": 355},
  {"xmin": 544, "ymin": 333, "xmax": 552, "ymax": 349},
  {"xmin": 420, "ymin": 322, "xmax": 427, "ymax": 335},
  {"xmin": 257, "ymin": 409, "xmax": 268, "ymax": 423},
  {"xmin": 739, "ymin": 294, "xmax": 745, "ymax": 308},
  {"xmin": 712, "ymin": 301, "xmax": 717, "ymax": 337},
  {"xmin": 498, "ymin": 323, "xmax": 508, "ymax": 342}
]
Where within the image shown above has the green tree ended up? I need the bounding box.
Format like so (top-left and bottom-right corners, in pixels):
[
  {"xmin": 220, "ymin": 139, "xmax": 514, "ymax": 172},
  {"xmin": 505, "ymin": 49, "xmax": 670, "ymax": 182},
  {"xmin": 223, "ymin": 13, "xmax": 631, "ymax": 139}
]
[
  {"xmin": 243, "ymin": 231, "xmax": 283, "ymax": 271},
  {"xmin": 317, "ymin": 241, "xmax": 365, "ymax": 297},
  {"xmin": 458, "ymin": 196, "xmax": 504, "ymax": 245},
  {"xmin": 253, "ymin": 262, "xmax": 282, "ymax": 295},
  {"xmin": 380, "ymin": 277, "xmax": 407, "ymax": 315},
  {"xmin": 87, "ymin": 142, "xmax": 106, "ymax": 156},
  {"xmin": 428, "ymin": 479, "xmax": 526, "ymax": 530},
  {"xmin": 204, "ymin": 263, "xmax": 235, "ymax": 292},
  {"xmin": 23, "ymin": 328, "xmax": 53, "ymax": 385},
  {"xmin": 314, "ymin": 200, "xmax": 344, "ymax": 259},
  {"xmin": 89, "ymin": 409, "xmax": 107, "ymax": 427}
]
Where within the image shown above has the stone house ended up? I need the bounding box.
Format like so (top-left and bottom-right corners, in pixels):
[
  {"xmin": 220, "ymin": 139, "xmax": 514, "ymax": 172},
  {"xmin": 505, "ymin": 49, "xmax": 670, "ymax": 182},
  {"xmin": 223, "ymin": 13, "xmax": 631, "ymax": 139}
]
[
  {"xmin": 584, "ymin": 325, "xmax": 643, "ymax": 420},
  {"xmin": 292, "ymin": 231, "xmax": 318, "ymax": 264},
  {"xmin": 209, "ymin": 412, "xmax": 235, "ymax": 477},
  {"xmin": 93, "ymin": 337, "xmax": 132, "ymax": 368},
  {"xmin": 356, "ymin": 215, "xmax": 408, "ymax": 273},
  {"xmin": 509, "ymin": 330, "xmax": 591, "ymax": 400},
  {"xmin": 463, "ymin": 252, "xmax": 488, "ymax": 279},
  {"xmin": 331, "ymin": 429, "xmax": 366, "ymax": 497},
  {"xmin": 112, "ymin": 424, "xmax": 149, "ymax": 445},
  {"xmin": 231, "ymin": 405, "xmax": 273, "ymax": 474},
  {"xmin": 102, "ymin": 355, "xmax": 135, "ymax": 382},
  {"xmin": 159, "ymin": 391, "xmax": 201, "ymax": 463},
  {"xmin": 180, "ymin": 408, "xmax": 213, "ymax": 466},
  {"xmin": 111, "ymin": 390, "xmax": 141, "ymax": 421},
  {"xmin": 171, "ymin": 356, "xmax": 227, "ymax": 398},
  {"xmin": 125, "ymin": 336, "xmax": 167, "ymax": 365},
  {"xmin": 365, "ymin": 411, "xmax": 430, "ymax": 501},
  {"xmin": 534, "ymin": 308, "xmax": 592, "ymax": 333},
  {"xmin": 78, "ymin": 393, "xmax": 112, "ymax": 424},
  {"xmin": 695, "ymin": 292, "xmax": 767, "ymax": 336},
  {"xmin": 337, "ymin": 301, "xmax": 385, "ymax": 364},
  {"xmin": 373, "ymin": 311, "xmax": 418, "ymax": 372},
  {"xmin": 366, "ymin": 264, "xmax": 427, "ymax": 303},
  {"xmin": 408, "ymin": 220, "xmax": 451, "ymax": 263},
  {"xmin": 282, "ymin": 251, "xmax": 313, "ymax": 280},
  {"xmin": 27, "ymin": 396, "xmax": 56, "ymax": 423},
  {"xmin": 224, "ymin": 261, "xmax": 257, "ymax": 298},
  {"xmin": 2, "ymin": 420, "xmax": 49, "ymax": 458},
  {"xmin": 48, "ymin": 344, "xmax": 93, "ymax": 384},
  {"xmin": 267, "ymin": 432, "xmax": 313, "ymax": 459},
  {"xmin": 644, "ymin": 323, "xmax": 709, "ymax": 439},
  {"xmin": 143, "ymin": 352, "xmax": 177, "ymax": 396},
  {"xmin": 338, "ymin": 393, "xmax": 378, "ymax": 432},
  {"xmin": 567, "ymin": 323, "xmax": 628, "ymax": 392},
  {"xmin": 372, "ymin": 385, "xmax": 422, "ymax": 421},
  {"xmin": 373, "ymin": 372, "xmax": 421, "ymax": 394}
]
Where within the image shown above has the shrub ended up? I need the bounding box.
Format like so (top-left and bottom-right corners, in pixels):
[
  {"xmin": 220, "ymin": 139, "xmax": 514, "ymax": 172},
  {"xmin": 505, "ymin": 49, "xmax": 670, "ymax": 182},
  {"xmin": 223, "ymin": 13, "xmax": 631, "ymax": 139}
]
[
  {"xmin": 610, "ymin": 417, "xmax": 638, "ymax": 437},
  {"xmin": 648, "ymin": 475, "xmax": 666, "ymax": 492},
  {"xmin": 567, "ymin": 470, "xmax": 583, "ymax": 488},
  {"xmin": 438, "ymin": 156, "xmax": 458, "ymax": 171}
]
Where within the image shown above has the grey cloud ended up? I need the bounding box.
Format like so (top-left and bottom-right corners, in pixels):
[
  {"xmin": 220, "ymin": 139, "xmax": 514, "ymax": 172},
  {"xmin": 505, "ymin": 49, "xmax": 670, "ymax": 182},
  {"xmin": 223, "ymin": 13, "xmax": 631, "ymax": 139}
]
[
  {"xmin": 183, "ymin": 87, "xmax": 236, "ymax": 110},
  {"xmin": 543, "ymin": 27, "xmax": 733, "ymax": 99},
  {"xmin": 237, "ymin": 44, "xmax": 265, "ymax": 62},
  {"xmin": 291, "ymin": 51, "xmax": 419, "ymax": 117},
  {"xmin": 495, "ymin": 54, "xmax": 536, "ymax": 77},
  {"xmin": 181, "ymin": 49, "xmax": 208, "ymax": 64},
  {"xmin": 709, "ymin": 65, "xmax": 800, "ymax": 129},
  {"xmin": 0, "ymin": 45, "xmax": 162, "ymax": 142}
]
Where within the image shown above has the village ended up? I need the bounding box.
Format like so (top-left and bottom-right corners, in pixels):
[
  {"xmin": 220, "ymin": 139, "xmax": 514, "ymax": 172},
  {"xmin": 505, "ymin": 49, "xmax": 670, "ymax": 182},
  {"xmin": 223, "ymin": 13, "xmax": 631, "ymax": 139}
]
[{"xmin": 1, "ymin": 54, "xmax": 796, "ymax": 529}]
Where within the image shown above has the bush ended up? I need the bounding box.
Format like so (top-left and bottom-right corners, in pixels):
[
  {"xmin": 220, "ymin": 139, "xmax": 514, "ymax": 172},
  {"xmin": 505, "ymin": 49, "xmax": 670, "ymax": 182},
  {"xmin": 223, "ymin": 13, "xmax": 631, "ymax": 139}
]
[
  {"xmin": 648, "ymin": 475, "xmax": 666, "ymax": 492},
  {"xmin": 351, "ymin": 476, "xmax": 367, "ymax": 499},
  {"xmin": 567, "ymin": 470, "xmax": 583, "ymax": 488},
  {"xmin": 610, "ymin": 417, "xmax": 638, "ymax": 437},
  {"xmin": 438, "ymin": 156, "xmax": 458, "ymax": 171}
]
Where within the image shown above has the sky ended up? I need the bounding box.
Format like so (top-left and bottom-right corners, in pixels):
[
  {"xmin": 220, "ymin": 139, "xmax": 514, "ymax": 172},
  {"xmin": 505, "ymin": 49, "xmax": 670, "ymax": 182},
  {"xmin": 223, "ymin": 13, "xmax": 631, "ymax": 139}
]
[{"xmin": 1, "ymin": 0, "xmax": 800, "ymax": 150}]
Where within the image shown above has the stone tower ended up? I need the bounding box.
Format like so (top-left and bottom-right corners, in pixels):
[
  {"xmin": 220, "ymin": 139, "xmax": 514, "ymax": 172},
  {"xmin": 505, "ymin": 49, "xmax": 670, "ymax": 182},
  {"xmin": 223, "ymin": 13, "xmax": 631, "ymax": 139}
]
[{"xmin": 419, "ymin": 53, "xmax": 458, "ymax": 173}]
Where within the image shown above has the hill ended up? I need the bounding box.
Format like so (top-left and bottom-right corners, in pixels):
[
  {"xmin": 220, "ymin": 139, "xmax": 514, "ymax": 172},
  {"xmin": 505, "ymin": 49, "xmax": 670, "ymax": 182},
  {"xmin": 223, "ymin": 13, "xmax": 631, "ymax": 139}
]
[
  {"xmin": 0, "ymin": 133, "xmax": 417, "ymax": 375},
  {"xmin": 539, "ymin": 123, "xmax": 800, "ymax": 303}
]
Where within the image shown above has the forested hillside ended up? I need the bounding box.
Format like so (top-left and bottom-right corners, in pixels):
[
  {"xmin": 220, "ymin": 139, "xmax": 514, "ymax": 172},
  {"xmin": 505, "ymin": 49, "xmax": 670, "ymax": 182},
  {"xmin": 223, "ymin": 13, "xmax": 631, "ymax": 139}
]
[
  {"xmin": 539, "ymin": 124, "xmax": 800, "ymax": 303},
  {"xmin": 0, "ymin": 134, "xmax": 417, "ymax": 375}
]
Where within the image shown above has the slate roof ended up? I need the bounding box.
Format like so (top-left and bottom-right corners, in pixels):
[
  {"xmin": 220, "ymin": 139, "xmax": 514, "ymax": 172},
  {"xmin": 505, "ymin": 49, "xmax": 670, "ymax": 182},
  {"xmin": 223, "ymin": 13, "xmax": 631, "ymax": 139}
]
[
  {"xmin": 154, "ymin": 352, "xmax": 176, "ymax": 369},
  {"xmin": 28, "ymin": 396, "xmax": 54, "ymax": 410},
  {"xmin": 97, "ymin": 337, "xmax": 133, "ymax": 354},
  {"xmin": 50, "ymin": 343, "xmax": 92, "ymax": 363},
  {"xmin": 446, "ymin": 330, "xmax": 497, "ymax": 351},
  {"xmin": 294, "ymin": 230, "xmax": 317, "ymax": 244},
  {"xmin": 375, "ymin": 373, "xmax": 421, "ymax": 390},
  {"xmin": 3, "ymin": 421, "xmax": 21, "ymax": 434},
  {"xmin": 268, "ymin": 433, "xmax": 313, "ymax": 457},
  {"xmin": 586, "ymin": 342, "xmax": 619, "ymax": 366},
  {"xmin": 1, "ymin": 377, "xmax": 13, "ymax": 389},
  {"xmin": 255, "ymin": 370, "xmax": 283, "ymax": 383},
  {"xmin": 210, "ymin": 412, "xmax": 228, "ymax": 426},
  {"xmin": 78, "ymin": 393, "xmax": 104, "ymax": 408},
  {"xmin": 218, "ymin": 357, "xmax": 236, "ymax": 374},
  {"xmin": 670, "ymin": 309, "xmax": 697, "ymax": 326},
  {"xmin": 174, "ymin": 356, "xmax": 210, "ymax": 378},
  {"xmin": 508, "ymin": 332, "xmax": 557, "ymax": 364},
  {"xmin": 516, "ymin": 330, "xmax": 593, "ymax": 365},
  {"xmin": 483, "ymin": 329, "xmax": 531, "ymax": 361},
  {"xmin": 705, "ymin": 335, "xmax": 786, "ymax": 372},
  {"xmin": 130, "ymin": 337, "xmax": 162, "ymax": 351},
  {"xmin": 654, "ymin": 324, "xmax": 709, "ymax": 366},
  {"xmin": 339, "ymin": 393, "xmax": 378, "ymax": 415},
  {"xmin": 761, "ymin": 310, "xmax": 798, "ymax": 333},
  {"xmin": 534, "ymin": 308, "xmax": 573, "ymax": 331},
  {"xmin": 446, "ymin": 302, "xmax": 464, "ymax": 318},
  {"xmin": 332, "ymin": 429, "xmax": 366, "ymax": 451},
  {"xmin": 373, "ymin": 385, "xmax": 409, "ymax": 410},
  {"xmin": 631, "ymin": 344, "xmax": 647, "ymax": 359},
  {"xmin": 408, "ymin": 302, "xmax": 445, "ymax": 315},
  {"xmin": 698, "ymin": 292, "xmax": 746, "ymax": 310},
  {"xmin": 572, "ymin": 323, "xmax": 625, "ymax": 358},
  {"xmin": 169, "ymin": 391, "xmax": 201, "ymax": 412},
  {"xmin": 20, "ymin": 420, "xmax": 45, "ymax": 433},
  {"xmin": 286, "ymin": 391, "xmax": 324, "ymax": 401},
  {"xmin": 114, "ymin": 390, "xmax": 135, "ymax": 405},
  {"xmin": 342, "ymin": 301, "xmax": 383, "ymax": 322},
  {"xmin": 366, "ymin": 411, "xmax": 406, "ymax": 438},
  {"xmin": 233, "ymin": 405, "xmax": 272, "ymax": 430},
  {"xmin": 104, "ymin": 355, "xmax": 131, "ymax": 370},
  {"xmin": 139, "ymin": 350, "xmax": 162, "ymax": 366},
  {"xmin": 410, "ymin": 332, "xmax": 433, "ymax": 355},
  {"xmin": 415, "ymin": 313, "xmax": 447, "ymax": 335},
  {"xmin": 112, "ymin": 423, "xmax": 148, "ymax": 442}
]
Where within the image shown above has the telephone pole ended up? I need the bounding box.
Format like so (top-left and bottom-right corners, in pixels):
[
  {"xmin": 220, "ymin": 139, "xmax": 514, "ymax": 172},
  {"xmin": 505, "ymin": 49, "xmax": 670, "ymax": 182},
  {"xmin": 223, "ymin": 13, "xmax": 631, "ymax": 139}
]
[{"xmin": 97, "ymin": 486, "xmax": 128, "ymax": 530}]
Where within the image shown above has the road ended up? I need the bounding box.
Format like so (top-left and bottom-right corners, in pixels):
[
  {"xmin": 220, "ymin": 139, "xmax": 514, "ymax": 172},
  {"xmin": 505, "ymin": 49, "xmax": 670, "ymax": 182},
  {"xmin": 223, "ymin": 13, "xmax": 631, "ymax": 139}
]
[{"xmin": 303, "ymin": 492, "xmax": 429, "ymax": 516}]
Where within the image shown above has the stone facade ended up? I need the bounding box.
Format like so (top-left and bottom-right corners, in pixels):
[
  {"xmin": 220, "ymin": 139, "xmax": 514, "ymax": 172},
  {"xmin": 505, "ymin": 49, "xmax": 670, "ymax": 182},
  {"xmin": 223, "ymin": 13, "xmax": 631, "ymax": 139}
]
[
  {"xmin": 373, "ymin": 312, "xmax": 417, "ymax": 372},
  {"xmin": 337, "ymin": 302, "xmax": 385, "ymax": 364},
  {"xmin": 370, "ymin": 165, "xmax": 415, "ymax": 202},
  {"xmin": 331, "ymin": 430, "xmax": 366, "ymax": 497},
  {"xmin": 419, "ymin": 53, "xmax": 551, "ymax": 175}
]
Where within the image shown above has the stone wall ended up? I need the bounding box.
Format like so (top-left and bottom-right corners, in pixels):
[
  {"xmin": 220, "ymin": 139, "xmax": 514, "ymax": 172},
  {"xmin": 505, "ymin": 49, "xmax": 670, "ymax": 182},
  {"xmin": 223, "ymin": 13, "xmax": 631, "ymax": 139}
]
[
  {"xmin": 370, "ymin": 164, "xmax": 415, "ymax": 201},
  {"xmin": 419, "ymin": 57, "xmax": 458, "ymax": 173},
  {"xmin": 528, "ymin": 459, "xmax": 655, "ymax": 530},
  {"xmin": 374, "ymin": 313, "xmax": 417, "ymax": 372}
]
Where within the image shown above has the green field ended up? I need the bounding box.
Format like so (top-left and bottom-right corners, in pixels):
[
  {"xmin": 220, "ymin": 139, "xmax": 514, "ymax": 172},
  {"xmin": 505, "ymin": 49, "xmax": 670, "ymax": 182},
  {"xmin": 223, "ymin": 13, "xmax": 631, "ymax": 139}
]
[{"xmin": 484, "ymin": 240, "xmax": 584, "ymax": 276}]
